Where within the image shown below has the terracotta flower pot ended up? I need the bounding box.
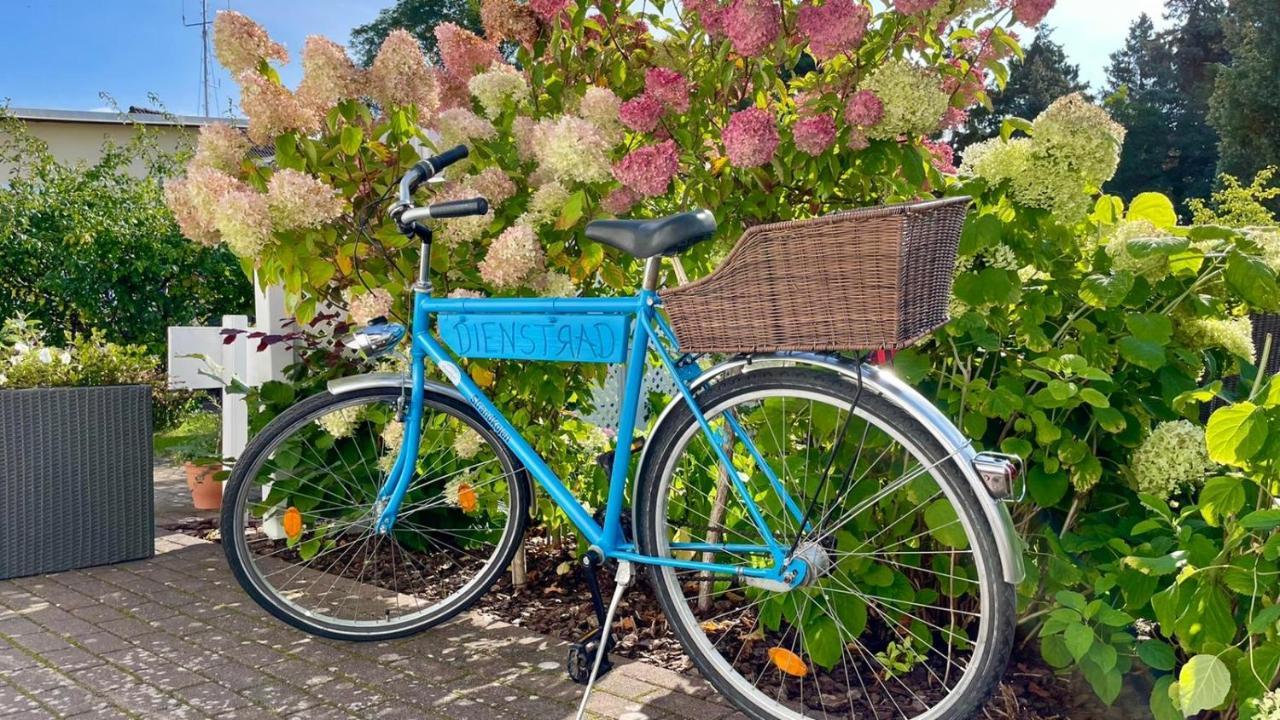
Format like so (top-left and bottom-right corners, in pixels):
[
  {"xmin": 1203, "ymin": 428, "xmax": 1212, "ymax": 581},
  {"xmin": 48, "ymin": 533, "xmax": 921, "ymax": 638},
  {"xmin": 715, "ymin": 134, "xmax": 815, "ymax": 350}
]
[{"xmin": 185, "ymin": 462, "xmax": 223, "ymax": 511}]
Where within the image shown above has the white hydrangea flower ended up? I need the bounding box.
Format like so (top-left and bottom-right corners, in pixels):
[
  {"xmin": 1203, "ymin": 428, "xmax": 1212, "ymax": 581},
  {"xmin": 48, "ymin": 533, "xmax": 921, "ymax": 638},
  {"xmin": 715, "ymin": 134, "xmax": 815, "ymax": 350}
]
[
  {"xmin": 1128, "ymin": 420, "xmax": 1212, "ymax": 500},
  {"xmin": 1179, "ymin": 315, "xmax": 1256, "ymax": 361},
  {"xmin": 1105, "ymin": 220, "xmax": 1172, "ymax": 281},
  {"xmin": 1253, "ymin": 688, "xmax": 1280, "ymax": 720},
  {"xmin": 453, "ymin": 427, "xmax": 484, "ymax": 459},
  {"xmin": 317, "ymin": 405, "xmax": 363, "ymax": 439}
]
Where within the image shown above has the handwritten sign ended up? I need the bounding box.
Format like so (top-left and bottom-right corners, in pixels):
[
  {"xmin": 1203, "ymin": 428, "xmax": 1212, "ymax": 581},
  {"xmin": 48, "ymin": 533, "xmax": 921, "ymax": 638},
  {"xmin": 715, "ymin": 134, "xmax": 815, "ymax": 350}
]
[{"xmin": 437, "ymin": 313, "xmax": 631, "ymax": 363}]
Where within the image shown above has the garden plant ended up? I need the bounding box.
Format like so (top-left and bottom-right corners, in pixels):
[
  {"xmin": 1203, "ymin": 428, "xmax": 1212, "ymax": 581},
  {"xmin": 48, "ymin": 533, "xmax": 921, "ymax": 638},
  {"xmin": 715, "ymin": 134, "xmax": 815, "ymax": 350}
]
[{"xmin": 163, "ymin": 1, "xmax": 1280, "ymax": 716}]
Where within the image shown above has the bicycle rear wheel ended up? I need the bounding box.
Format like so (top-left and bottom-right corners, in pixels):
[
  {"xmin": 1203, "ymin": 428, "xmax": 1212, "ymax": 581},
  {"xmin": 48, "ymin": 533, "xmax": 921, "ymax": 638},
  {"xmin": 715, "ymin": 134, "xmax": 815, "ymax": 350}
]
[
  {"xmin": 636, "ymin": 368, "xmax": 1014, "ymax": 720},
  {"xmin": 222, "ymin": 386, "xmax": 529, "ymax": 641}
]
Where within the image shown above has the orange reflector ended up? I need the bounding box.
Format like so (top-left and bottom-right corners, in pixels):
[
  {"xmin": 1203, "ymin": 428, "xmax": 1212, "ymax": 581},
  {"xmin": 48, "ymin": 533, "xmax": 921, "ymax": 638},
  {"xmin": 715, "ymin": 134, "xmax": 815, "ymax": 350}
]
[
  {"xmin": 457, "ymin": 483, "xmax": 478, "ymax": 513},
  {"xmin": 768, "ymin": 647, "xmax": 809, "ymax": 677},
  {"xmin": 282, "ymin": 506, "xmax": 303, "ymax": 539}
]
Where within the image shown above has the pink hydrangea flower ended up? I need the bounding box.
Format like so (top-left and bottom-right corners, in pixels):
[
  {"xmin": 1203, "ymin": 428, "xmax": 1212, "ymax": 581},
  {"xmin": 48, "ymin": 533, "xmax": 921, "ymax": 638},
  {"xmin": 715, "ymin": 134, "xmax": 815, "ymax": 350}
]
[
  {"xmin": 847, "ymin": 130, "xmax": 870, "ymax": 151},
  {"xmin": 435, "ymin": 23, "xmax": 501, "ymax": 81},
  {"xmin": 922, "ymin": 138, "xmax": 957, "ymax": 174},
  {"xmin": 723, "ymin": 107, "xmax": 779, "ymax": 168},
  {"xmin": 529, "ymin": 0, "xmax": 571, "ymax": 20},
  {"xmin": 192, "ymin": 123, "xmax": 249, "ymax": 174},
  {"xmin": 797, "ymin": 0, "xmax": 870, "ymax": 60},
  {"xmin": 602, "ymin": 186, "xmax": 640, "ymax": 215},
  {"xmin": 1009, "ymin": 0, "xmax": 1055, "ymax": 26},
  {"xmin": 297, "ymin": 35, "xmax": 362, "ymax": 112},
  {"xmin": 792, "ymin": 114, "xmax": 836, "ymax": 156},
  {"xmin": 684, "ymin": 0, "xmax": 728, "ymax": 35},
  {"xmin": 844, "ymin": 89, "xmax": 884, "ymax": 127},
  {"xmin": 267, "ymin": 169, "xmax": 345, "ymax": 230},
  {"xmin": 480, "ymin": 225, "xmax": 545, "ymax": 289},
  {"xmin": 238, "ymin": 71, "xmax": 319, "ymax": 144},
  {"xmin": 212, "ymin": 11, "xmax": 288, "ymax": 75},
  {"xmin": 433, "ymin": 68, "xmax": 473, "ymax": 111},
  {"xmin": 465, "ymin": 167, "xmax": 517, "ymax": 206},
  {"xmin": 645, "ymin": 68, "xmax": 691, "ymax": 113},
  {"xmin": 942, "ymin": 107, "xmax": 969, "ymax": 130},
  {"xmin": 619, "ymin": 93, "xmax": 665, "ymax": 133},
  {"xmin": 481, "ymin": 0, "xmax": 541, "ymax": 47},
  {"xmin": 369, "ymin": 29, "xmax": 439, "ymax": 121},
  {"xmin": 612, "ymin": 140, "xmax": 679, "ymax": 197},
  {"xmin": 723, "ymin": 0, "xmax": 780, "ymax": 57},
  {"xmin": 893, "ymin": 0, "xmax": 940, "ymax": 14}
]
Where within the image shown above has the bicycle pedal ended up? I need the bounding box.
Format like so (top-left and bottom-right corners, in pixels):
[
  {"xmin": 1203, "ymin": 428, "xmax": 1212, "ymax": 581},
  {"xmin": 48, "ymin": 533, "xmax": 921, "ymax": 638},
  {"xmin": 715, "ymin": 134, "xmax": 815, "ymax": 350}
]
[{"xmin": 566, "ymin": 634, "xmax": 615, "ymax": 684}]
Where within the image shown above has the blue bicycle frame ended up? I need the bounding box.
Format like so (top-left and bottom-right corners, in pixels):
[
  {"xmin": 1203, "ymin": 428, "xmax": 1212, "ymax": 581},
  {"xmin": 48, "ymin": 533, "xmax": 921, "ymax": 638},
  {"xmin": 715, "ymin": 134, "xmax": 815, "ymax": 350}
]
[{"xmin": 369, "ymin": 256, "xmax": 812, "ymax": 587}]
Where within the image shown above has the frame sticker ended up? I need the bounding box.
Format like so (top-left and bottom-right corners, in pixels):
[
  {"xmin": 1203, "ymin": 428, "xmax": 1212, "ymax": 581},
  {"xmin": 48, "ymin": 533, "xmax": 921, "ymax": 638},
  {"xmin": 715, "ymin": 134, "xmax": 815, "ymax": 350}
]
[{"xmin": 437, "ymin": 313, "xmax": 630, "ymax": 363}]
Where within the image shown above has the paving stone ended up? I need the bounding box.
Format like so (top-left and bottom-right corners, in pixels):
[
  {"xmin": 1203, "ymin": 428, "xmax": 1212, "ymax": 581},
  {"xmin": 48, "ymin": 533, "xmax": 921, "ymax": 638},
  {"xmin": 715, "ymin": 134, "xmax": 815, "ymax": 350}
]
[
  {"xmin": 0, "ymin": 616, "xmax": 42, "ymax": 637},
  {"xmin": 0, "ymin": 463, "xmax": 743, "ymax": 720},
  {"xmin": 11, "ymin": 631, "xmax": 74, "ymax": 655},
  {"xmin": 237, "ymin": 679, "xmax": 325, "ymax": 715},
  {"xmin": 69, "ymin": 663, "xmax": 137, "ymax": 692},
  {"xmin": 1, "ymin": 665, "xmax": 73, "ymax": 692},
  {"xmin": 173, "ymin": 681, "xmax": 253, "ymax": 715},
  {"xmin": 40, "ymin": 646, "xmax": 105, "ymax": 672},
  {"xmin": 35, "ymin": 681, "xmax": 103, "ymax": 716}
]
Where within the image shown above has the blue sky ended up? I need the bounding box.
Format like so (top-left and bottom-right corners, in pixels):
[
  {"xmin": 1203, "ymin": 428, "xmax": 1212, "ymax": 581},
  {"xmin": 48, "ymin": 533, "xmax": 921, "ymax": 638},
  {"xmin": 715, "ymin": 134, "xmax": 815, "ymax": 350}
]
[{"xmin": 0, "ymin": 0, "xmax": 1169, "ymax": 117}]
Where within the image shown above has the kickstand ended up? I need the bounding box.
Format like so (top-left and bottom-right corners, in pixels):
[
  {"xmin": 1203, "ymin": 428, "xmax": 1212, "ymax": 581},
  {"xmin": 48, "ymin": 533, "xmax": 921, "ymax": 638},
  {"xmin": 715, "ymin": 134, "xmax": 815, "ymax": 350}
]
[{"xmin": 574, "ymin": 560, "xmax": 633, "ymax": 720}]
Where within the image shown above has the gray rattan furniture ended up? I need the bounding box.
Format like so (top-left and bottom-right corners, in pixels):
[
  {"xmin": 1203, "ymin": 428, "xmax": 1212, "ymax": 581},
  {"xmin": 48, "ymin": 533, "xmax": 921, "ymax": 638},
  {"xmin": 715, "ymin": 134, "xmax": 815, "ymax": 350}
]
[{"xmin": 0, "ymin": 385, "xmax": 154, "ymax": 579}]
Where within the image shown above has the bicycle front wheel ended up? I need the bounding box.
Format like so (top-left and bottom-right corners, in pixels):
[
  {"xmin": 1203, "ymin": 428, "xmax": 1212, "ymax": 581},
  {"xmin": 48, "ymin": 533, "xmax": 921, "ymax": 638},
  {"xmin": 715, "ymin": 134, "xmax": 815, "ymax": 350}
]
[
  {"xmin": 636, "ymin": 368, "xmax": 1015, "ymax": 720},
  {"xmin": 222, "ymin": 386, "xmax": 529, "ymax": 641}
]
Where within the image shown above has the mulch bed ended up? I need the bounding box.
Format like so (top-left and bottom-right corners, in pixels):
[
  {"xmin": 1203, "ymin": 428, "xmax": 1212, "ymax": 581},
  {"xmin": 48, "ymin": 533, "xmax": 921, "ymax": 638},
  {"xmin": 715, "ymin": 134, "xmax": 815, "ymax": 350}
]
[{"xmin": 164, "ymin": 516, "xmax": 1154, "ymax": 719}]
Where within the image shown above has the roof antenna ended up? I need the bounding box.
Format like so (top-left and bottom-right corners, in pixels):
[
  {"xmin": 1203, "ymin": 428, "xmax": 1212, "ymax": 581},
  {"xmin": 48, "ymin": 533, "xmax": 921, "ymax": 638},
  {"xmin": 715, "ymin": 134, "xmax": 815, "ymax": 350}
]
[{"xmin": 182, "ymin": 0, "xmax": 214, "ymax": 116}]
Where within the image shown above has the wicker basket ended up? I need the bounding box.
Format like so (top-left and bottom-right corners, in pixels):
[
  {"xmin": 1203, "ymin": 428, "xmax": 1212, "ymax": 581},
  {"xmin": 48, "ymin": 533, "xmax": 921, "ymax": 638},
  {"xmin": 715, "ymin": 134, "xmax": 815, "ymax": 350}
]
[{"xmin": 660, "ymin": 197, "xmax": 971, "ymax": 354}]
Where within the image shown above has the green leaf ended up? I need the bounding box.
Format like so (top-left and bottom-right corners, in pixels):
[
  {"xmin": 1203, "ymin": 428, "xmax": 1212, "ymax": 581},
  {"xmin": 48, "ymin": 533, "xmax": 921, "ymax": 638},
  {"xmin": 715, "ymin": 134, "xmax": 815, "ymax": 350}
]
[
  {"xmin": 1028, "ymin": 466, "xmax": 1069, "ymax": 506},
  {"xmin": 1064, "ymin": 622, "xmax": 1094, "ymax": 662},
  {"xmin": 1127, "ymin": 192, "xmax": 1178, "ymax": 228},
  {"xmin": 1125, "ymin": 234, "xmax": 1190, "ymax": 259},
  {"xmin": 1000, "ymin": 117, "xmax": 1033, "ymax": 141},
  {"xmin": 833, "ymin": 592, "xmax": 868, "ymax": 638},
  {"xmin": 804, "ymin": 615, "xmax": 843, "ymax": 670},
  {"xmin": 1149, "ymin": 676, "xmax": 1180, "ymax": 720},
  {"xmin": 339, "ymin": 126, "xmax": 364, "ymax": 155},
  {"xmin": 1248, "ymin": 606, "xmax": 1280, "ymax": 635},
  {"xmin": 556, "ymin": 190, "xmax": 586, "ymax": 230},
  {"xmin": 1080, "ymin": 271, "xmax": 1131, "ymax": 304},
  {"xmin": 1079, "ymin": 388, "xmax": 1111, "ymax": 408},
  {"xmin": 1055, "ymin": 590, "xmax": 1088, "ymax": 613},
  {"xmin": 1225, "ymin": 251, "xmax": 1280, "ymax": 311},
  {"xmin": 1240, "ymin": 509, "xmax": 1280, "ymax": 530},
  {"xmin": 1206, "ymin": 402, "xmax": 1268, "ymax": 466},
  {"xmin": 1119, "ymin": 336, "xmax": 1167, "ymax": 371},
  {"xmin": 1126, "ymin": 313, "xmax": 1173, "ymax": 343},
  {"xmin": 1177, "ymin": 654, "xmax": 1231, "ymax": 716},
  {"xmin": 1123, "ymin": 552, "xmax": 1182, "ymax": 576},
  {"xmin": 1041, "ymin": 634, "xmax": 1073, "ymax": 668},
  {"xmin": 923, "ymin": 500, "xmax": 969, "ymax": 549},
  {"xmin": 1198, "ymin": 476, "xmax": 1245, "ymax": 526},
  {"xmin": 1138, "ymin": 640, "xmax": 1178, "ymax": 672}
]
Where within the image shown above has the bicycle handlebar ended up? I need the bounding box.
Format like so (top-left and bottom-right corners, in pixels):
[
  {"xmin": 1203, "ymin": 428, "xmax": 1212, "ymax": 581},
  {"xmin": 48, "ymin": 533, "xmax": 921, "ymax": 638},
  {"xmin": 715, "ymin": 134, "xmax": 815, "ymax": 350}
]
[
  {"xmin": 399, "ymin": 197, "xmax": 489, "ymax": 223},
  {"xmin": 395, "ymin": 144, "xmax": 470, "ymax": 208}
]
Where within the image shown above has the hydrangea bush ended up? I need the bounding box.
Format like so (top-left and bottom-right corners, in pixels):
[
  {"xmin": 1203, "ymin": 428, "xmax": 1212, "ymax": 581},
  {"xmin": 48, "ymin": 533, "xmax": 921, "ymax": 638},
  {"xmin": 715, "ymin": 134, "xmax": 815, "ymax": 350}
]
[
  {"xmin": 163, "ymin": 4, "xmax": 1280, "ymax": 713},
  {"xmin": 901, "ymin": 96, "xmax": 1280, "ymax": 714}
]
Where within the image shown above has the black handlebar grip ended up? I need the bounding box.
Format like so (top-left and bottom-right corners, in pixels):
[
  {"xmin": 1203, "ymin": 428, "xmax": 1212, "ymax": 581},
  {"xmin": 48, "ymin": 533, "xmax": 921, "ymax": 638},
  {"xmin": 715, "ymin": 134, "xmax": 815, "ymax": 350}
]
[
  {"xmin": 426, "ymin": 197, "xmax": 489, "ymax": 219},
  {"xmin": 431, "ymin": 145, "xmax": 469, "ymax": 170}
]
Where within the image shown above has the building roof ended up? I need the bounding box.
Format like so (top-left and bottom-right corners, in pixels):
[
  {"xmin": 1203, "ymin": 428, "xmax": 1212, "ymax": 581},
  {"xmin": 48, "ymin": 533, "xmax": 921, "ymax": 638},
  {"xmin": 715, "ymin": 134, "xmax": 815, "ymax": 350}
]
[{"xmin": 6, "ymin": 107, "xmax": 247, "ymax": 128}]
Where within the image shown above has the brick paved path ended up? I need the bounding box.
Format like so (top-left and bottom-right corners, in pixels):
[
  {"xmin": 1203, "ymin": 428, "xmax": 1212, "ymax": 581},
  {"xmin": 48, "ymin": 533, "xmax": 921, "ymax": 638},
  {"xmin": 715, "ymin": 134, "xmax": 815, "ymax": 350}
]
[{"xmin": 0, "ymin": 469, "xmax": 746, "ymax": 719}]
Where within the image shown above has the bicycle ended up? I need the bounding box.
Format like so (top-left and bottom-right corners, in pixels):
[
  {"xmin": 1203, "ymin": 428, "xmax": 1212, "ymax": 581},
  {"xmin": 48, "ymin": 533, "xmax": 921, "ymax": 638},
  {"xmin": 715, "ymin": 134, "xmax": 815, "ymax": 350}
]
[{"xmin": 222, "ymin": 144, "xmax": 1026, "ymax": 720}]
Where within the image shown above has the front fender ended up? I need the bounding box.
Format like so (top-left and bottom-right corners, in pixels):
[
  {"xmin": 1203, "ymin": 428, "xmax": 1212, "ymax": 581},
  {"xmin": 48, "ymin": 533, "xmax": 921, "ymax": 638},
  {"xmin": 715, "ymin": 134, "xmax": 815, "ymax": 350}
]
[{"xmin": 637, "ymin": 353, "xmax": 1026, "ymax": 585}]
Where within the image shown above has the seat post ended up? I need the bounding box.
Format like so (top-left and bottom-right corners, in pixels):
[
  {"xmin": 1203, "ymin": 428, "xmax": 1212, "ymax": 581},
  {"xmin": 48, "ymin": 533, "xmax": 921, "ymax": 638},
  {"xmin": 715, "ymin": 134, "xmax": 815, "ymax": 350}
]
[{"xmin": 642, "ymin": 256, "xmax": 662, "ymax": 292}]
